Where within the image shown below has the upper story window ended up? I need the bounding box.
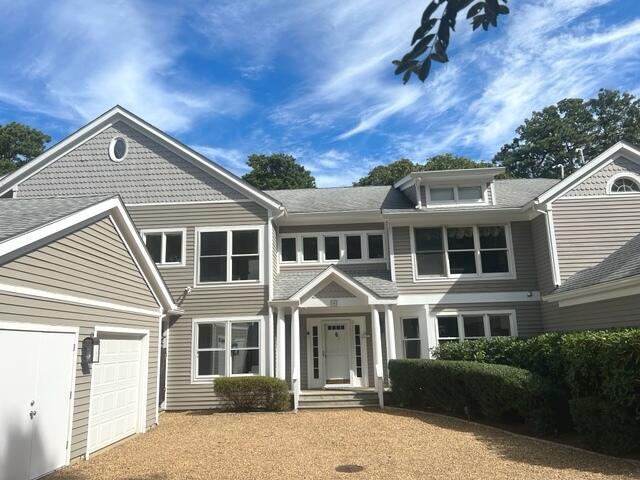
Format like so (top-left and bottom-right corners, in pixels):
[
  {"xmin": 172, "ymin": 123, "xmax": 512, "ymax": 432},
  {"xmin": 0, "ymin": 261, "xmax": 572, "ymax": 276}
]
[
  {"xmin": 196, "ymin": 227, "xmax": 262, "ymax": 285},
  {"xmin": 428, "ymin": 184, "xmax": 486, "ymax": 205},
  {"xmin": 436, "ymin": 312, "xmax": 515, "ymax": 343},
  {"xmin": 413, "ymin": 225, "xmax": 513, "ymax": 279},
  {"xmin": 141, "ymin": 229, "xmax": 185, "ymax": 266},
  {"xmin": 609, "ymin": 176, "xmax": 640, "ymax": 194},
  {"xmin": 108, "ymin": 136, "xmax": 128, "ymax": 162},
  {"xmin": 279, "ymin": 230, "xmax": 386, "ymax": 265}
]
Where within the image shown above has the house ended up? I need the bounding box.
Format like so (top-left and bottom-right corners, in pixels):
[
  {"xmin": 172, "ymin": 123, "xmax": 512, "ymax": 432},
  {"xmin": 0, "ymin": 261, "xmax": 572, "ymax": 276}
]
[
  {"xmin": 0, "ymin": 195, "xmax": 178, "ymax": 480},
  {"xmin": 1, "ymin": 106, "xmax": 639, "ymax": 471}
]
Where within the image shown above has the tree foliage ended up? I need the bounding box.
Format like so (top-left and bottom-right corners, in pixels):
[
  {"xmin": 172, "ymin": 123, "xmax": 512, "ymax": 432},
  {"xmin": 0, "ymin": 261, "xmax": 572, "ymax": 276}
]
[
  {"xmin": 494, "ymin": 89, "xmax": 640, "ymax": 178},
  {"xmin": 0, "ymin": 122, "xmax": 50, "ymax": 175},
  {"xmin": 354, "ymin": 154, "xmax": 491, "ymax": 186},
  {"xmin": 242, "ymin": 153, "xmax": 316, "ymax": 190},
  {"xmin": 394, "ymin": 0, "xmax": 509, "ymax": 84}
]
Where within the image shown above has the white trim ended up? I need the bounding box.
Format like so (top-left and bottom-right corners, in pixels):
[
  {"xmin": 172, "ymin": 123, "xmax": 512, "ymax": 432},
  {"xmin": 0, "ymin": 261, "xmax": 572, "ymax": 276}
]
[
  {"xmin": 425, "ymin": 183, "xmax": 489, "ymax": 208},
  {"xmin": 289, "ymin": 266, "xmax": 382, "ymax": 304},
  {"xmin": 193, "ymin": 225, "xmax": 265, "ymax": 288},
  {"xmin": 397, "ymin": 291, "xmax": 540, "ymax": 305},
  {"xmin": 86, "ymin": 325, "xmax": 150, "ymax": 459},
  {"xmin": 190, "ymin": 315, "xmax": 266, "ymax": 383},
  {"xmin": 399, "ymin": 316, "xmax": 421, "ymax": 359},
  {"xmin": 0, "ymin": 282, "xmax": 161, "ymax": 316},
  {"xmin": 606, "ymin": 171, "xmax": 640, "ymax": 195},
  {"xmin": 0, "ymin": 321, "xmax": 79, "ymax": 467},
  {"xmin": 108, "ymin": 136, "xmax": 128, "ymax": 162},
  {"xmin": 544, "ymin": 275, "xmax": 640, "ymax": 307},
  {"xmin": 140, "ymin": 228, "xmax": 187, "ymax": 268},
  {"xmin": 544, "ymin": 206, "xmax": 562, "ymax": 286},
  {"xmin": 156, "ymin": 313, "xmax": 164, "ymax": 424},
  {"xmin": 126, "ymin": 198, "xmax": 255, "ymax": 207},
  {"xmin": 432, "ymin": 309, "xmax": 518, "ymax": 344},
  {"xmin": 0, "ymin": 106, "xmax": 283, "ymax": 210}
]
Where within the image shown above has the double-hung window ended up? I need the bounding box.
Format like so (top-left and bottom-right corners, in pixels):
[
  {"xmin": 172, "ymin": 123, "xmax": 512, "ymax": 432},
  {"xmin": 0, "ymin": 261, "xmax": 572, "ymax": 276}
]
[
  {"xmin": 197, "ymin": 227, "xmax": 261, "ymax": 284},
  {"xmin": 414, "ymin": 227, "xmax": 445, "ymax": 276},
  {"xmin": 195, "ymin": 319, "xmax": 261, "ymax": 378},
  {"xmin": 436, "ymin": 312, "xmax": 515, "ymax": 343},
  {"xmin": 402, "ymin": 318, "xmax": 421, "ymax": 358},
  {"xmin": 142, "ymin": 229, "xmax": 185, "ymax": 266}
]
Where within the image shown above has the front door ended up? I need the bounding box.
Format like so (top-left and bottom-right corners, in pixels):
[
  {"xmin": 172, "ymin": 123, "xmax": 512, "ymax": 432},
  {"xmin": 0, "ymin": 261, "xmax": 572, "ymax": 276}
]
[{"xmin": 324, "ymin": 322, "xmax": 350, "ymax": 384}]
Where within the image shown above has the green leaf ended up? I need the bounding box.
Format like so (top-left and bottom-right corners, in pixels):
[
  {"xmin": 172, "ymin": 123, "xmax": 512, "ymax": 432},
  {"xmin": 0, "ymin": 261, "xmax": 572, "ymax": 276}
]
[
  {"xmin": 497, "ymin": 4, "xmax": 510, "ymax": 14},
  {"xmin": 406, "ymin": 34, "xmax": 435, "ymax": 60},
  {"xmin": 467, "ymin": 2, "xmax": 485, "ymax": 19},
  {"xmin": 417, "ymin": 57, "xmax": 432, "ymax": 82},
  {"xmin": 412, "ymin": 18, "xmax": 438, "ymax": 44},
  {"xmin": 402, "ymin": 69, "xmax": 413, "ymax": 84},
  {"xmin": 421, "ymin": 1, "xmax": 441, "ymax": 26}
]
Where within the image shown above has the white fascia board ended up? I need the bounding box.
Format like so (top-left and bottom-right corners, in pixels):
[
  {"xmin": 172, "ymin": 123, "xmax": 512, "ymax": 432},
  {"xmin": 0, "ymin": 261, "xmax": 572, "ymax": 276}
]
[
  {"xmin": 276, "ymin": 210, "xmax": 384, "ymax": 226},
  {"xmin": 543, "ymin": 276, "xmax": 640, "ymax": 307},
  {"xmin": 397, "ymin": 291, "xmax": 541, "ymax": 306},
  {"xmin": 383, "ymin": 207, "xmax": 529, "ymax": 225},
  {"xmin": 289, "ymin": 266, "xmax": 381, "ymax": 303},
  {"xmin": 536, "ymin": 141, "xmax": 640, "ymax": 205}
]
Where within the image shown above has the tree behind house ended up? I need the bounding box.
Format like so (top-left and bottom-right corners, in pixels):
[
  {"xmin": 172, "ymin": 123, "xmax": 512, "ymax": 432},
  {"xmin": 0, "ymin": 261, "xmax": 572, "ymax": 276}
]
[
  {"xmin": 242, "ymin": 153, "xmax": 316, "ymax": 190},
  {"xmin": 0, "ymin": 122, "xmax": 50, "ymax": 175}
]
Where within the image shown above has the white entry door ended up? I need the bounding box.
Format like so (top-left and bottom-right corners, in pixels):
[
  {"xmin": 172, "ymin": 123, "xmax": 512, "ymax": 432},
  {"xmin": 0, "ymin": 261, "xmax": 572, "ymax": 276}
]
[
  {"xmin": 88, "ymin": 333, "xmax": 144, "ymax": 454},
  {"xmin": 324, "ymin": 322, "xmax": 350, "ymax": 384},
  {"xmin": 0, "ymin": 327, "xmax": 76, "ymax": 480}
]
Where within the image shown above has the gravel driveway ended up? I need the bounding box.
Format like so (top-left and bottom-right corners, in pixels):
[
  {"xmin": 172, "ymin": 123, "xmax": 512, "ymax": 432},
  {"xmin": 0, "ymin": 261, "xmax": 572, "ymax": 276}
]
[{"xmin": 48, "ymin": 409, "xmax": 640, "ymax": 480}]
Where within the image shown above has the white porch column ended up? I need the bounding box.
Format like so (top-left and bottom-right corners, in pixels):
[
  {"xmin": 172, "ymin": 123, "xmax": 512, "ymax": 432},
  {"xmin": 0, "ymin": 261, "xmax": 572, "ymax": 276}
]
[
  {"xmin": 371, "ymin": 305, "xmax": 384, "ymax": 408},
  {"xmin": 276, "ymin": 306, "xmax": 286, "ymax": 380},
  {"xmin": 291, "ymin": 305, "xmax": 301, "ymax": 411},
  {"xmin": 384, "ymin": 305, "xmax": 397, "ymax": 362},
  {"xmin": 267, "ymin": 307, "xmax": 275, "ymax": 377}
]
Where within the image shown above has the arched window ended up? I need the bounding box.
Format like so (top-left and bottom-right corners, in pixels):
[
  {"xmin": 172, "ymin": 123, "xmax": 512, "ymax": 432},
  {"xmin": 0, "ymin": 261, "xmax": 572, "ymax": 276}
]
[{"xmin": 610, "ymin": 177, "xmax": 640, "ymax": 194}]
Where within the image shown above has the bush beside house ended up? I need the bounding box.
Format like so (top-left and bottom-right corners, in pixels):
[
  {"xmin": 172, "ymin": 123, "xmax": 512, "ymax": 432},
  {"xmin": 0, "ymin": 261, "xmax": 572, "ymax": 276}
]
[
  {"xmin": 214, "ymin": 376, "xmax": 290, "ymax": 412},
  {"xmin": 427, "ymin": 329, "xmax": 640, "ymax": 454}
]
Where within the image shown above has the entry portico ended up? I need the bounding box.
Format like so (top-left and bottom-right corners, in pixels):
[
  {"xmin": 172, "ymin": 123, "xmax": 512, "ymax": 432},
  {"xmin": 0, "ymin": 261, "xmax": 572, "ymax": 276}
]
[{"xmin": 271, "ymin": 266, "xmax": 398, "ymax": 409}]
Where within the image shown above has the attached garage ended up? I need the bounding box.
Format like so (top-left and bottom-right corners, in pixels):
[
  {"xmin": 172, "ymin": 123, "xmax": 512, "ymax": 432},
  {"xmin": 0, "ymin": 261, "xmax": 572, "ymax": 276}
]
[{"xmin": 0, "ymin": 196, "xmax": 178, "ymax": 480}]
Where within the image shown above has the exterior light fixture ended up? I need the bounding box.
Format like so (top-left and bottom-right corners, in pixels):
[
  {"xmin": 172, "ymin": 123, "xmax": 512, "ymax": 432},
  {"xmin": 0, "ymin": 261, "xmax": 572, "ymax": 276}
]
[{"xmin": 82, "ymin": 335, "xmax": 101, "ymax": 365}]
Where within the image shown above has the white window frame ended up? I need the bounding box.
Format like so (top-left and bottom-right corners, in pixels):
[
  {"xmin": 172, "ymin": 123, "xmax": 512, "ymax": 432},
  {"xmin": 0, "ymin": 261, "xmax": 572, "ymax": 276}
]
[
  {"xmin": 140, "ymin": 228, "xmax": 186, "ymax": 267},
  {"xmin": 435, "ymin": 310, "xmax": 518, "ymax": 345},
  {"xmin": 278, "ymin": 230, "xmax": 386, "ymax": 266},
  {"xmin": 410, "ymin": 224, "xmax": 516, "ymax": 282},
  {"xmin": 191, "ymin": 316, "xmax": 265, "ymax": 382},
  {"xmin": 607, "ymin": 172, "xmax": 640, "ymax": 195},
  {"xmin": 194, "ymin": 225, "xmax": 264, "ymax": 287},
  {"xmin": 400, "ymin": 316, "xmax": 421, "ymax": 359},
  {"xmin": 426, "ymin": 183, "xmax": 488, "ymax": 207}
]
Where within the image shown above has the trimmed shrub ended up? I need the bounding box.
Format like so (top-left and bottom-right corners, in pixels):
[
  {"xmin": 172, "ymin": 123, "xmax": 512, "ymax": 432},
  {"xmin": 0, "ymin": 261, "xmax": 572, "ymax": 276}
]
[
  {"xmin": 214, "ymin": 376, "xmax": 290, "ymax": 411},
  {"xmin": 389, "ymin": 359, "xmax": 563, "ymax": 435}
]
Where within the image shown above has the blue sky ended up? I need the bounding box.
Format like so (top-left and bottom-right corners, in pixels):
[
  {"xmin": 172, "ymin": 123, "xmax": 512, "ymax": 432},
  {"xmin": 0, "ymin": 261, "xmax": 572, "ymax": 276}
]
[{"xmin": 0, "ymin": 0, "xmax": 639, "ymax": 187}]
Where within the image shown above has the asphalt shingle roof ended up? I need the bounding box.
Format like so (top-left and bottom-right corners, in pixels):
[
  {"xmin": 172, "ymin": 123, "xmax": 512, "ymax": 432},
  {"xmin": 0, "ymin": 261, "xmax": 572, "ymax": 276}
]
[
  {"xmin": 266, "ymin": 185, "xmax": 413, "ymax": 213},
  {"xmin": 0, "ymin": 196, "xmax": 113, "ymax": 243},
  {"xmin": 492, "ymin": 178, "xmax": 560, "ymax": 208},
  {"xmin": 273, "ymin": 265, "xmax": 397, "ymax": 300},
  {"xmin": 555, "ymin": 233, "xmax": 640, "ymax": 294}
]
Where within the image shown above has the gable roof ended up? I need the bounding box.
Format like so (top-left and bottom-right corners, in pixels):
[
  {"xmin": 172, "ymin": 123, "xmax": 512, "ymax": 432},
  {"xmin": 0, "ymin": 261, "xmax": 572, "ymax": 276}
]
[
  {"xmin": 536, "ymin": 141, "xmax": 640, "ymax": 204},
  {"xmin": 267, "ymin": 185, "xmax": 413, "ymax": 214},
  {"xmin": 0, "ymin": 105, "xmax": 282, "ymax": 211},
  {"xmin": 0, "ymin": 195, "xmax": 178, "ymax": 313}
]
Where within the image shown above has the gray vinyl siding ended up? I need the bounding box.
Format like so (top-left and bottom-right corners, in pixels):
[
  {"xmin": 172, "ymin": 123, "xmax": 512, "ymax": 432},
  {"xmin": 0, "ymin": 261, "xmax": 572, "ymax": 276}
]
[
  {"xmin": 562, "ymin": 156, "xmax": 640, "ymax": 197},
  {"xmin": 0, "ymin": 217, "xmax": 161, "ymax": 461},
  {"xmin": 402, "ymin": 185, "xmax": 418, "ymax": 206},
  {"xmin": 542, "ymin": 296, "xmax": 640, "ymax": 332},
  {"xmin": 15, "ymin": 121, "xmax": 248, "ymax": 204},
  {"xmin": 126, "ymin": 202, "xmax": 270, "ymax": 410},
  {"xmin": 552, "ymin": 196, "xmax": 640, "ymax": 281},
  {"xmin": 0, "ymin": 217, "xmax": 156, "ymax": 309},
  {"xmin": 431, "ymin": 302, "xmax": 543, "ymax": 337},
  {"xmin": 392, "ymin": 221, "xmax": 539, "ymax": 293},
  {"xmin": 531, "ymin": 214, "xmax": 555, "ymax": 295}
]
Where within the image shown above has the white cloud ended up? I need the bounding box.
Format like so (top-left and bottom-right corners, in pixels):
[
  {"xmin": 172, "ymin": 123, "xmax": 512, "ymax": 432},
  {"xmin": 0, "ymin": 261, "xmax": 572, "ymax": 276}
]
[{"xmin": 193, "ymin": 145, "xmax": 249, "ymax": 173}]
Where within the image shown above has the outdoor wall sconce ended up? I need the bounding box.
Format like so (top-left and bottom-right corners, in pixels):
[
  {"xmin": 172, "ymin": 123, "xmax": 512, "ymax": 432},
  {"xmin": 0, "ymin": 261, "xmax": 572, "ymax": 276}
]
[{"xmin": 82, "ymin": 335, "xmax": 101, "ymax": 365}]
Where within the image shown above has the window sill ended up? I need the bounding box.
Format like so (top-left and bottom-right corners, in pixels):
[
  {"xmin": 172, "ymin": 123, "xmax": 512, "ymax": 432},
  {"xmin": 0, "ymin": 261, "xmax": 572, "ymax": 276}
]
[
  {"xmin": 413, "ymin": 273, "xmax": 515, "ymax": 283},
  {"xmin": 156, "ymin": 263, "xmax": 186, "ymax": 268},
  {"xmin": 193, "ymin": 280, "xmax": 264, "ymax": 289}
]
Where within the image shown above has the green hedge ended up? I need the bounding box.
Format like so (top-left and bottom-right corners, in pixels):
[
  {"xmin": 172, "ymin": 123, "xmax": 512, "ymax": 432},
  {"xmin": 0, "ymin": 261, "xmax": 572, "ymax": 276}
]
[
  {"xmin": 433, "ymin": 328, "xmax": 640, "ymax": 453},
  {"xmin": 388, "ymin": 359, "xmax": 565, "ymax": 435},
  {"xmin": 214, "ymin": 376, "xmax": 290, "ymax": 411}
]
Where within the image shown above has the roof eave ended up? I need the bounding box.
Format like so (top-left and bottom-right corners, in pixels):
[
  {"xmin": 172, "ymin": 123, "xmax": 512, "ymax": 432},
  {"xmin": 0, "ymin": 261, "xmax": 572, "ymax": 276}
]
[{"xmin": 543, "ymin": 274, "xmax": 640, "ymax": 307}]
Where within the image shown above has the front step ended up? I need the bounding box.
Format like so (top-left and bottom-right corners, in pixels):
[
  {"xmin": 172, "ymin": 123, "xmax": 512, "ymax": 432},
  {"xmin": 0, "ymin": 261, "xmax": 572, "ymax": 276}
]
[{"xmin": 298, "ymin": 389, "xmax": 380, "ymax": 409}]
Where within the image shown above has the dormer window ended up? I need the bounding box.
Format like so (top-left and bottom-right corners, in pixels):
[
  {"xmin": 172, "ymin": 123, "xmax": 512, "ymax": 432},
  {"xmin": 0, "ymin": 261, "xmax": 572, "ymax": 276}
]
[
  {"xmin": 610, "ymin": 177, "xmax": 640, "ymax": 194},
  {"xmin": 428, "ymin": 185, "xmax": 485, "ymax": 205}
]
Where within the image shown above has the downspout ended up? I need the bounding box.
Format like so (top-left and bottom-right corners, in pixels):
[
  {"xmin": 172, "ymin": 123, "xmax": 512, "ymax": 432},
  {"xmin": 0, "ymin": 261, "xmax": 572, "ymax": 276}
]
[{"xmin": 534, "ymin": 203, "xmax": 561, "ymax": 288}]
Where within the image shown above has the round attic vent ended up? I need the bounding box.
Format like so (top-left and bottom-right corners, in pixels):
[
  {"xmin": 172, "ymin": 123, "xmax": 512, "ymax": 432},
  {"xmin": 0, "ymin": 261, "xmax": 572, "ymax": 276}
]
[{"xmin": 109, "ymin": 136, "xmax": 128, "ymax": 162}]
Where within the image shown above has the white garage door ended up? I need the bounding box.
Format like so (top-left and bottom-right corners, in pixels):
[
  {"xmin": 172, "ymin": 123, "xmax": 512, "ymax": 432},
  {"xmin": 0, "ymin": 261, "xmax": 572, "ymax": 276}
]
[
  {"xmin": 88, "ymin": 333, "xmax": 145, "ymax": 454},
  {"xmin": 0, "ymin": 326, "xmax": 76, "ymax": 480}
]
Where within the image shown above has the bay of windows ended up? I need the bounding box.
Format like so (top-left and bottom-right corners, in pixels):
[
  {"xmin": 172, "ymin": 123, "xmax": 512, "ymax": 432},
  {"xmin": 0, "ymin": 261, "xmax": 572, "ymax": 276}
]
[
  {"xmin": 280, "ymin": 231, "xmax": 385, "ymax": 264},
  {"xmin": 195, "ymin": 320, "xmax": 261, "ymax": 378},
  {"xmin": 197, "ymin": 228, "xmax": 260, "ymax": 284},
  {"xmin": 414, "ymin": 225, "xmax": 511, "ymax": 278},
  {"xmin": 437, "ymin": 312, "xmax": 514, "ymax": 343}
]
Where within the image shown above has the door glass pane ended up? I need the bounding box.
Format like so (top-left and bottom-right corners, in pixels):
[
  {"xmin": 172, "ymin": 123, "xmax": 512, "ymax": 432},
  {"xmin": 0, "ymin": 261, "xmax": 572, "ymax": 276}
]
[
  {"xmin": 458, "ymin": 186, "xmax": 483, "ymax": 200},
  {"xmin": 346, "ymin": 235, "xmax": 362, "ymax": 259},
  {"xmin": 324, "ymin": 236, "xmax": 340, "ymax": 260},
  {"xmin": 479, "ymin": 226, "xmax": 506, "ymax": 248},
  {"xmin": 145, "ymin": 233, "xmax": 162, "ymax": 263},
  {"xmin": 449, "ymin": 251, "xmax": 477, "ymax": 274},
  {"xmin": 198, "ymin": 323, "xmax": 225, "ymax": 349},
  {"xmin": 414, "ymin": 228, "xmax": 442, "ymax": 251},
  {"xmin": 489, "ymin": 315, "xmax": 511, "ymax": 336},
  {"xmin": 416, "ymin": 252, "xmax": 445, "ymax": 275},
  {"xmin": 232, "ymin": 230, "xmax": 258, "ymax": 254},
  {"xmin": 463, "ymin": 315, "xmax": 485, "ymax": 337},
  {"xmin": 368, "ymin": 234, "xmax": 384, "ymax": 259},
  {"xmin": 303, "ymin": 237, "xmax": 318, "ymax": 261},
  {"xmin": 231, "ymin": 256, "xmax": 259, "ymax": 280},
  {"xmin": 481, "ymin": 251, "xmax": 509, "ymax": 273},
  {"xmin": 281, "ymin": 237, "xmax": 296, "ymax": 262},
  {"xmin": 447, "ymin": 227, "xmax": 475, "ymax": 250},
  {"xmin": 231, "ymin": 349, "xmax": 259, "ymax": 374},
  {"xmin": 402, "ymin": 318, "xmax": 419, "ymax": 339},
  {"xmin": 404, "ymin": 339, "xmax": 421, "ymax": 359},
  {"xmin": 197, "ymin": 351, "xmax": 224, "ymax": 376},
  {"xmin": 231, "ymin": 322, "xmax": 259, "ymax": 348},
  {"xmin": 437, "ymin": 316, "xmax": 459, "ymax": 338},
  {"xmin": 431, "ymin": 187, "xmax": 454, "ymax": 201},
  {"xmin": 165, "ymin": 232, "xmax": 182, "ymax": 263},
  {"xmin": 201, "ymin": 231, "xmax": 227, "ymax": 256},
  {"xmin": 200, "ymin": 257, "xmax": 227, "ymax": 282}
]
